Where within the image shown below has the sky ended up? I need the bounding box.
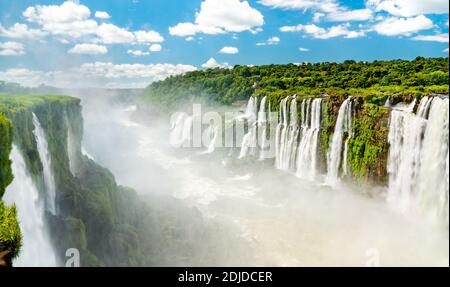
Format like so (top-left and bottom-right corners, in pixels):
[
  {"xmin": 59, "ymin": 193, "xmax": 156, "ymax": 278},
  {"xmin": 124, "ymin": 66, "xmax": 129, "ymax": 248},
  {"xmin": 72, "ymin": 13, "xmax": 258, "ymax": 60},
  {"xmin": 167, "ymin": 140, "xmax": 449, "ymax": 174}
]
[{"xmin": 0, "ymin": 0, "xmax": 448, "ymax": 88}]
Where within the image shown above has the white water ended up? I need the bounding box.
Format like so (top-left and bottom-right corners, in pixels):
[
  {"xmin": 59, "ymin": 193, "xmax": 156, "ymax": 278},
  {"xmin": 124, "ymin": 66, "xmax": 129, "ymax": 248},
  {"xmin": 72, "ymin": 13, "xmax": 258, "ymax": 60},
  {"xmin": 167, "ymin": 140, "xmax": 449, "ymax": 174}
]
[
  {"xmin": 275, "ymin": 96, "xmax": 300, "ymax": 171},
  {"xmin": 296, "ymin": 98, "xmax": 323, "ymax": 180},
  {"xmin": 170, "ymin": 113, "xmax": 193, "ymax": 148},
  {"xmin": 326, "ymin": 98, "xmax": 352, "ymax": 186},
  {"xmin": 3, "ymin": 145, "xmax": 57, "ymax": 267},
  {"xmin": 32, "ymin": 113, "xmax": 56, "ymax": 215},
  {"xmin": 201, "ymin": 123, "xmax": 218, "ymax": 154},
  {"xmin": 387, "ymin": 96, "xmax": 449, "ymax": 224},
  {"xmin": 80, "ymin": 99, "xmax": 448, "ymax": 266},
  {"xmin": 258, "ymin": 96, "xmax": 269, "ymax": 160},
  {"xmin": 238, "ymin": 96, "xmax": 258, "ymax": 159}
]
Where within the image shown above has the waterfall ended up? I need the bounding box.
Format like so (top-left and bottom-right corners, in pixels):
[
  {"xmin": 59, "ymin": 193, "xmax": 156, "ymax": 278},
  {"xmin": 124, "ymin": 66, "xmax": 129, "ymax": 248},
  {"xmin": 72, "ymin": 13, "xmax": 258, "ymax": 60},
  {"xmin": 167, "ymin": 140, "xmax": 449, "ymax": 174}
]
[
  {"xmin": 32, "ymin": 113, "xmax": 56, "ymax": 215},
  {"xmin": 238, "ymin": 123, "xmax": 257, "ymax": 159},
  {"xmin": 258, "ymin": 96, "xmax": 269, "ymax": 160},
  {"xmin": 296, "ymin": 98, "xmax": 322, "ymax": 180},
  {"xmin": 275, "ymin": 96, "xmax": 299, "ymax": 170},
  {"xmin": 326, "ymin": 98, "xmax": 352, "ymax": 185},
  {"xmin": 387, "ymin": 96, "xmax": 449, "ymax": 224},
  {"xmin": 170, "ymin": 113, "xmax": 193, "ymax": 148},
  {"xmin": 3, "ymin": 145, "xmax": 57, "ymax": 267},
  {"xmin": 238, "ymin": 96, "xmax": 258, "ymax": 159},
  {"xmin": 201, "ymin": 123, "xmax": 218, "ymax": 154},
  {"xmin": 416, "ymin": 97, "xmax": 449, "ymax": 224},
  {"xmin": 66, "ymin": 116, "xmax": 80, "ymax": 176}
]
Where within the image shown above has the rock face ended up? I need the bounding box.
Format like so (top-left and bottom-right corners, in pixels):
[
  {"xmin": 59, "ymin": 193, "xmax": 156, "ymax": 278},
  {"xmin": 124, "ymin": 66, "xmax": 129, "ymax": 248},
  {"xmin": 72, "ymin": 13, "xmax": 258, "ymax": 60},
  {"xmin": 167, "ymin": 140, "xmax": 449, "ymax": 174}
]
[{"xmin": 0, "ymin": 249, "xmax": 12, "ymax": 267}]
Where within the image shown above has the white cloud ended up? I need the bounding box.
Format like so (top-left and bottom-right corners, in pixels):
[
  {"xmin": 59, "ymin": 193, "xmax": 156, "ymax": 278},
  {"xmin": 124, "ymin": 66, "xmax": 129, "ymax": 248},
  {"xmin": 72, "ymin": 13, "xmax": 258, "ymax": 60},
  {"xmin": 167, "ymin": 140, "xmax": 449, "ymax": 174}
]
[
  {"xmin": 0, "ymin": 41, "xmax": 25, "ymax": 56},
  {"xmin": 96, "ymin": 23, "xmax": 134, "ymax": 44},
  {"xmin": 258, "ymin": 0, "xmax": 339, "ymax": 13},
  {"xmin": 68, "ymin": 43, "xmax": 108, "ymax": 55},
  {"xmin": 134, "ymin": 30, "xmax": 164, "ymax": 44},
  {"xmin": 280, "ymin": 23, "xmax": 365, "ymax": 39},
  {"xmin": 149, "ymin": 44, "xmax": 162, "ymax": 52},
  {"xmin": 201, "ymin": 58, "xmax": 229, "ymax": 69},
  {"xmin": 0, "ymin": 62, "xmax": 197, "ymax": 88},
  {"xmin": 444, "ymin": 48, "xmax": 449, "ymax": 53},
  {"xmin": 23, "ymin": 1, "xmax": 98, "ymax": 38},
  {"xmin": 299, "ymin": 47, "xmax": 309, "ymax": 52},
  {"xmin": 20, "ymin": 1, "xmax": 164, "ymax": 45},
  {"xmin": 373, "ymin": 15, "xmax": 433, "ymax": 36},
  {"xmin": 169, "ymin": 0, "xmax": 264, "ymax": 37},
  {"xmin": 368, "ymin": 0, "xmax": 449, "ymax": 17},
  {"xmin": 95, "ymin": 11, "xmax": 111, "ymax": 19},
  {"xmin": 412, "ymin": 33, "xmax": 449, "ymax": 43},
  {"xmin": 0, "ymin": 23, "xmax": 48, "ymax": 39},
  {"xmin": 219, "ymin": 46, "xmax": 239, "ymax": 54},
  {"xmin": 259, "ymin": 0, "xmax": 372, "ymax": 22},
  {"xmin": 127, "ymin": 49, "xmax": 150, "ymax": 56},
  {"xmin": 256, "ymin": 36, "xmax": 280, "ymax": 46},
  {"xmin": 327, "ymin": 9, "xmax": 373, "ymax": 22},
  {"xmin": 185, "ymin": 36, "xmax": 195, "ymax": 41},
  {"xmin": 313, "ymin": 12, "xmax": 325, "ymax": 22}
]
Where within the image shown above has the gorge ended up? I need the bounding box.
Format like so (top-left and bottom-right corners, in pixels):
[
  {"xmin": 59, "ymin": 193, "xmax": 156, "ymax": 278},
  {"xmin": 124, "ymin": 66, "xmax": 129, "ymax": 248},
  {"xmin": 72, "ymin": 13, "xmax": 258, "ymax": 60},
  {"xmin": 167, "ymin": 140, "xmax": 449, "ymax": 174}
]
[{"xmin": 0, "ymin": 58, "xmax": 449, "ymax": 267}]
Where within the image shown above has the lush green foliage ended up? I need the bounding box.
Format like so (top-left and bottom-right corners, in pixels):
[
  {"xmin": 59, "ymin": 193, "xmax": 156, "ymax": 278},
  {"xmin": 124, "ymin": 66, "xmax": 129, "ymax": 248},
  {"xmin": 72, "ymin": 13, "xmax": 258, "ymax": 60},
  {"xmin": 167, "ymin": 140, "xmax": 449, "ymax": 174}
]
[
  {"xmin": 0, "ymin": 114, "xmax": 13, "ymax": 198},
  {"xmin": 143, "ymin": 57, "xmax": 448, "ymax": 110},
  {"xmin": 0, "ymin": 201, "xmax": 22, "ymax": 259}
]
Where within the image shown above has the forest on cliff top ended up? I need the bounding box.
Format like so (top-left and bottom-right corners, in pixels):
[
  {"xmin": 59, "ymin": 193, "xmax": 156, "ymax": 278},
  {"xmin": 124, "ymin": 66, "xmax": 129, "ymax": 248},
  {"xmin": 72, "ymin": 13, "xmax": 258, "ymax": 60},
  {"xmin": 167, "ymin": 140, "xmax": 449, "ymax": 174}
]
[{"xmin": 143, "ymin": 57, "xmax": 449, "ymax": 109}]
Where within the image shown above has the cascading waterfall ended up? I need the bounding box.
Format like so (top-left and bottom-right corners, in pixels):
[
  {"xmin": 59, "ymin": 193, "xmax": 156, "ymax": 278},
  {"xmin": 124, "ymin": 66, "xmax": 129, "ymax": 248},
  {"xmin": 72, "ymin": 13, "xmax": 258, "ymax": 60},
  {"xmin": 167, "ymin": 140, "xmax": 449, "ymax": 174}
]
[
  {"xmin": 66, "ymin": 115, "xmax": 80, "ymax": 176},
  {"xmin": 416, "ymin": 97, "xmax": 449, "ymax": 224},
  {"xmin": 387, "ymin": 96, "xmax": 449, "ymax": 224},
  {"xmin": 238, "ymin": 96, "xmax": 258, "ymax": 159},
  {"xmin": 258, "ymin": 96, "xmax": 269, "ymax": 160},
  {"xmin": 202, "ymin": 123, "xmax": 218, "ymax": 154},
  {"xmin": 275, "ymin": 96, "xmax": 299, "ymax": 170},
  {"xmin": 32, "ymin": 113, "xmax": 56, "ymax": 215},
  {"xmin": 3, "ymin": 145, "xmax": 58, "ymax": 267},
  {"xmin": 326, "ymin": 98, "xmax": 352, "ymax": 185},
  {"xmin": 170, "ymin": 113, "xmax": 193, "ymax": 148},
  {"xmin": 296, "ymin": 98, "xmax": 322, "ymax": 180}
]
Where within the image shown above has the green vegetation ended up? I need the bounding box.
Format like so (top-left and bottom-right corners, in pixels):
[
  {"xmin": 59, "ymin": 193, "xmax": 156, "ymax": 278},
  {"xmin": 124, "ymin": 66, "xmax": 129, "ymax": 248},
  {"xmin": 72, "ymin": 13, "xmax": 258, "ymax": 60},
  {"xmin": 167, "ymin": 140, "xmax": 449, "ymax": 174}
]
[
  {"xmin": 0, "ymin": 114, "xmax": 13, "ymax": 198},
  {"xmin": 1, "ymin": 94, "xmax": 251, "ymax": 266},
  {"xmin": 0, "ymin": 201, "xmax": 22, "ymax": 259},
  {"xmin": 347, "ymin": 100, "xmax": 390, "ymax": 184},
  {"xmin": 143, "ymin": 57, "xmax": 448, "ymax": 110},
  {"xmin": 0, "ymin": 113, "xmax": 21, "ymax": 262}
]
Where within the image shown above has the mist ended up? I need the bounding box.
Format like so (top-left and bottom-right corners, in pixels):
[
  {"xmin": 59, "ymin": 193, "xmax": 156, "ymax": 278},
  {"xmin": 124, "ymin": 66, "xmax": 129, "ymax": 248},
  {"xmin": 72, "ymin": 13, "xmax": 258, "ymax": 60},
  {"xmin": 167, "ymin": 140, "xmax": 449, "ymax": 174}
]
[{"xmin": 70, "ymin": 91, "xmax": 449, "ymax": 267}]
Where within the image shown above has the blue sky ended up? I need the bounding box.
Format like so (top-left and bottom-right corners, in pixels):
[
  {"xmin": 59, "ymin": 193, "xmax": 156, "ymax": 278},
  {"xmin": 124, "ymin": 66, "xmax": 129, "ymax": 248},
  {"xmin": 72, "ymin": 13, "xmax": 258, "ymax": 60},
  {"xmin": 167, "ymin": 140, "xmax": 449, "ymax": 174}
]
[{"xmin": 0, "ymin": 0, "xmax": 448, "ymax": 88}]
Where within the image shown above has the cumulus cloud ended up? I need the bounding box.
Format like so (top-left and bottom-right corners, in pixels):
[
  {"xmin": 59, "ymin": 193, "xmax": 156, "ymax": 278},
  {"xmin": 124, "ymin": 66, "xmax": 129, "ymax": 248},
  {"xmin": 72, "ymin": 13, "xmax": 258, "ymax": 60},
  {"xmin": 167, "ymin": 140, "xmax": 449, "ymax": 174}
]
[
  {"xmin": 201, "ymin": 58, "xmax": 230, "ymax": 69},
  {"xmin": 20, "ymin": 1, "xmax": 163, "ymax": 45},
  {"xmin": 134, "ymin": 30, "xmax": 164, "ymax": 44},
  {"xmin": 368, "ymin": 0, "xmax": 449, "ymax": 17},
  {"xmin": 299, "ymin": 47, "xmax": 310, "ymax": 52},
  {"xmin": 149, "ymin": 44, "xmax": 162, "ymax": 52},
  {"xmin": 259, "ymin": 0, "xmax": 373, "ymax": 22},
  {"xmin": 0, "ymin": 23, "xmax": 48, "ymax": 39},
  {"xmin": 95, "ymin": 11, "xmax": 111, "ymax": 19},
  {"xmin": 0, "ymin": 41, "xmax": 25, "ymax": 56},
  {"xmin": 0, "ymin": 62, "xmax": 197, "ymax": 88},
  {"xmin": 412, "ymin": 33, "xmax": 449, "ymax": 43},
  {"xmin": 169, "ymin": 0, "xmax": 264, "ymax": 37},
  {"xmin": 219, "ymin": 46, "xmax": 239, "ymax": 54},
  {"xmin": 327, "ymin": 9, "xmax": 373, "ymax": 22},
  {"xmin": 443, "ymin": 48, "xmax": 449, "ymax": 53},
  {"xmin": 127, "ymin": 49, "xmax": 150, "ymax": 56},
  {"xmin": 258, "ymin": 0, "xmax": 339, "ymax": 12},
  {"xmin": 280, "ymin": 23, "xmax": 365, "ymax": 39},
  {"xmin": 256, "ymin": 36, "xmax": 280, "ymax": 46},
  {"xmin": 68, "ymin": 43, "xmax": 108, "ymax": 55},
  {"xmin": 373, "ymin": 15, "xmax": 433, "ymax": 36}
]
